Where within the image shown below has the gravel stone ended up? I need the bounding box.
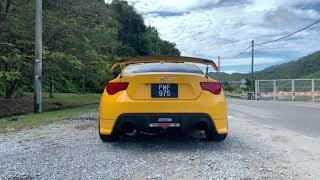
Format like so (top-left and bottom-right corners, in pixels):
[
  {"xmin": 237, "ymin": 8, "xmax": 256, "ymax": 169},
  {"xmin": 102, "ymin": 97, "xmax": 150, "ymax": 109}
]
[{"xmin": 0, "ymin": 112, "xmax": 318, "ymax": 179}]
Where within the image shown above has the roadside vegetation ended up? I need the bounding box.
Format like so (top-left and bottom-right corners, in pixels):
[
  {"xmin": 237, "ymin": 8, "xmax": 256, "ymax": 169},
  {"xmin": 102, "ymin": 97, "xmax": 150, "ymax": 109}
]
[
  {"xmin": 0, "ymin": 0, "xmax": 180, "ymax": 131},
  {"xmin": 0, "ymin": 103, "xmax": 98, "ymax": 134},
  {"xmin": 0, "ymin": 93, "xmax": 99, "ymax": 133},
  {"xmin": 0, "ymin": 0, "xmax": 180, "ymax": 99},
  {"xmin": 0, "ymin": 93, "xmax": 100, "ymax": 118}
]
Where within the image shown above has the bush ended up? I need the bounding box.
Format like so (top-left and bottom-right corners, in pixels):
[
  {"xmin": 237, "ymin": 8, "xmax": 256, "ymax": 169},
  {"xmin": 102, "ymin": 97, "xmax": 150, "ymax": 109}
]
[{"xmin": 0, "ymin": 79, "xmax": 5, "ymax": 97}]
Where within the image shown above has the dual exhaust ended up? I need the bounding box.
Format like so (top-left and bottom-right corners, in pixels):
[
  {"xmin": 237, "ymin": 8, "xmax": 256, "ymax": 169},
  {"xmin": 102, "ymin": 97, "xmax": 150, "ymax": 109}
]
[{"xmin": 119, "ymin": 121, "xmax": 209, "ymax": 136}]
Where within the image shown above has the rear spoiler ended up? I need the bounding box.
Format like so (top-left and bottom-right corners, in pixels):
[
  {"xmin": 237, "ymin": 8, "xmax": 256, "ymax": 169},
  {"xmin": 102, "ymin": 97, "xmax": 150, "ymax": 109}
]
[{"xmin": 111, "ymin": 56, "xmax": 218, "ymax": 71}]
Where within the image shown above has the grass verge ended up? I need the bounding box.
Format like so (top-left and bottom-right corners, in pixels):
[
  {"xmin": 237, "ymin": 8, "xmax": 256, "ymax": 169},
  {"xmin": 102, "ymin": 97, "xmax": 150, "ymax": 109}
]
[
  {"xmin": 0, "ymin": 93, "xmax": 100, "ymax": 118},
  {"xmin": 0, "ymin": 104, "xmax": 98, "ymax": 134}
]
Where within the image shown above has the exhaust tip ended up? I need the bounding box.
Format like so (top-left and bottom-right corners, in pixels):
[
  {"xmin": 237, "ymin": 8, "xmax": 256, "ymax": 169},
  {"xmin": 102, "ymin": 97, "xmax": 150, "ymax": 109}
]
[
  {"xmin": 195, "ymin": 122, "xmax": 208, "ymax": 130},
  {"xmin": 121, "ymin": 122, "xmax": 137, "ymax": 136}
]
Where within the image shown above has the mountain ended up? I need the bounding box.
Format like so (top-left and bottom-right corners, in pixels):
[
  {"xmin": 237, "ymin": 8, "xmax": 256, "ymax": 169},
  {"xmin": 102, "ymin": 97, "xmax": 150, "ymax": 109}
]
[
  {"xmin": 210, "ymin": 51, "xmax": 320, "ymax": 81},
  {"xmin": 255, "ymin": 51, "xmax": 320, "ymax": 79}
]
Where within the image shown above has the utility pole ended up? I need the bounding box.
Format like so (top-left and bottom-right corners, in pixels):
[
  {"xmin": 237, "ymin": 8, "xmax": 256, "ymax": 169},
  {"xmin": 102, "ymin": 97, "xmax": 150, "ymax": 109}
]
[
  {"xmin": 34, "ymin": 0, "xmax": 42, "ymax": 113},
  {"xmin": 218, "ymin": 56, "xmax": 221, "ymax": 81},
  {"xmin": 251, "ymin": 40, "xmax": 254, "ymax": 93}
]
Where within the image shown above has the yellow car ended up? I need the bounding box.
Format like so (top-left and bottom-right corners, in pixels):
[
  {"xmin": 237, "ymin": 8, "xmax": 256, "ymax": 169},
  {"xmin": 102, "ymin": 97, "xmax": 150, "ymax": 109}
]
[{"xmin": 99, "ymin": 56, "xmax": 228, "ymax": 141}]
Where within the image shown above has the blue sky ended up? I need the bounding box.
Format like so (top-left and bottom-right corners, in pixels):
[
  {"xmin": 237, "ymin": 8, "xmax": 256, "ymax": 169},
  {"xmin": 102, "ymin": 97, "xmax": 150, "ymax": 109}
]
[{"xmin": 107, "ymin": 0, "xmax": 320, "ymax": 74}]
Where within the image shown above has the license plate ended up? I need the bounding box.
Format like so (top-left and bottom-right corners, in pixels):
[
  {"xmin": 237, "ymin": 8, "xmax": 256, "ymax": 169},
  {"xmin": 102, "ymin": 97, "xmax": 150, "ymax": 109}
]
[{"xmin": 151, "ymin": 84, "xmax": 178, "ymax": 98}]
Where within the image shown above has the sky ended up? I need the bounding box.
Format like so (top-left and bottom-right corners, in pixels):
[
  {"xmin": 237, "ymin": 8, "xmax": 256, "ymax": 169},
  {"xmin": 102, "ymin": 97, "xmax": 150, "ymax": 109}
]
[{"xmin": 108, "ymin": 0, "xmax": 320, "ymax": 74}]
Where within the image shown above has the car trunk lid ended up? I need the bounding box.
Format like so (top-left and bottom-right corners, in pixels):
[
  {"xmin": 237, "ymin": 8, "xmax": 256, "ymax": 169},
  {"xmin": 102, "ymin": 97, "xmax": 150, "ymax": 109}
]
[{"xmin": 121, "ymin": 73, "xmax": 207, "ymax": 100}]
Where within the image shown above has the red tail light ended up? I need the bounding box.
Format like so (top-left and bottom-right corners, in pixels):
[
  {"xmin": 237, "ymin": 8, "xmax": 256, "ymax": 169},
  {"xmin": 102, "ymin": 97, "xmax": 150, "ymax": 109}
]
[
  {"xmin": 200, "ymin": 82, "xmax": 222, "ymax": 95},
  {"xmin": 106, "ymin": 82, "xmax": 129, "ymax": 95}
]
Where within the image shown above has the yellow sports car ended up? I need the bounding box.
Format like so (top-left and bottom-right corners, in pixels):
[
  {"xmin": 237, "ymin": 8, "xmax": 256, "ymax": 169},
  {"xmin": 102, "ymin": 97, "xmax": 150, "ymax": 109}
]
[{"xmin": 99, "ymin": 56, "xmax": 228, "ymax": 141}]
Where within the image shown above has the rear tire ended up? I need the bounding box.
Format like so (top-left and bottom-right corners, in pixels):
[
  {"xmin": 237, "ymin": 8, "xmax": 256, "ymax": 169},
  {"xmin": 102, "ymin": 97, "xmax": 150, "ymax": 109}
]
[
  {"xmin": 99, "ymin": 133, "xmax": 117, "ymax": 142},
  {"xmin": 205, "ymin": 130, "xmax": 227, "ymax": 141}
]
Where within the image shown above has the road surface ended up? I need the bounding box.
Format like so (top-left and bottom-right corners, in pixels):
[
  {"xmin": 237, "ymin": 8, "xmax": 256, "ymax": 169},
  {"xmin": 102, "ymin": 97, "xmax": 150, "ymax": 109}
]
[
  {"xmin": 1, "ymin": 99, "xmax": 320, "ymax": 179},
  {"xmin": 228, "ymin": 99, "xmax": 320, "ymax": 137}
]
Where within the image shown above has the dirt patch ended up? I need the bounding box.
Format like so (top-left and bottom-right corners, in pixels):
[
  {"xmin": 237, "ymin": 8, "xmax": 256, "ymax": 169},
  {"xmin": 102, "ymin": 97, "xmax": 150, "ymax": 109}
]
[
  {"xmin": 0, "ymin": 95, "xmax": 33, "ymax": 118},
  {"xmin": 74, "ymin": 123, "xmax": 96, "ymax": 130}
]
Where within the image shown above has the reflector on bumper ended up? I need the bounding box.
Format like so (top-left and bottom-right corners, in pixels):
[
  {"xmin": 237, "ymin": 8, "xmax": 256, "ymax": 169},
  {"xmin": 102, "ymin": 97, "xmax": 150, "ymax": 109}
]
[{"xmin": 149, "ymin": 123, "xmax": 180, "ymax": 129}]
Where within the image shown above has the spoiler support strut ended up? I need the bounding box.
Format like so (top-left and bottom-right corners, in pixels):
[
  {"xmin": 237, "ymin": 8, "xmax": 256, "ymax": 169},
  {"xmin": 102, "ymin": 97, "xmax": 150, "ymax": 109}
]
[{"xmin": 205, "ymin": 64, "xmax": 209, "ymax": 78}]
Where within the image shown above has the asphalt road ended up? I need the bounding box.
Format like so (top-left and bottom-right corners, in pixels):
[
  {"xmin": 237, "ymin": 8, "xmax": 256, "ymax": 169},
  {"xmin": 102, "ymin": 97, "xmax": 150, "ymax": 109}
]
[{"xmin": 228, "ymin": 99, "xmax": 320, "ymax": 137}]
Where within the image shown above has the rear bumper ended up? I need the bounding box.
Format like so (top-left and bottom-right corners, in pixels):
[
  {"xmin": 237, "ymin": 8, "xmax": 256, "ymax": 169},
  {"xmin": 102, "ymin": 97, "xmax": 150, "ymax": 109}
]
[
  {"xmin": 112, "ymin": 113, "xmax": 216, "ymax": 134},
  {"xmin": 99, "ymin": 91, "xmax": 228, "ymax": 135},
  {"xmin": 100, "ymin": 114, "xmax": 228, "ymax": 135}
]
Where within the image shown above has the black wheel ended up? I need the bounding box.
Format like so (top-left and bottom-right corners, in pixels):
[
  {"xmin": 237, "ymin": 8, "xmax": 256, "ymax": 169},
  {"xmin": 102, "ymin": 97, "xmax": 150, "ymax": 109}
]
[
  {"xmin": 205, "ymin": 130, "xmax": 227, "ymax": 141},
  {"xmin": 99, "ymin": 133, "xmax": 117, "ymax": 142}
]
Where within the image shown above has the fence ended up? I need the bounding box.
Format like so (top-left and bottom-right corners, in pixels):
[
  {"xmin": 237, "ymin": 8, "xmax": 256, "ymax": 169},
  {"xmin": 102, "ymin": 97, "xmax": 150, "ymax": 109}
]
[{"xmin": 255, "ymin": 79, "xmax": 320, "ymax": 102}]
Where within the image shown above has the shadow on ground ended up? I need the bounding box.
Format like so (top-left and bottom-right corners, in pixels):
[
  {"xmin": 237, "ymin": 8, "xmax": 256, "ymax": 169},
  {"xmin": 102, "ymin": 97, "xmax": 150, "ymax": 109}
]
[{"xmin": 102, "ymin": 132, "xmax": 239, "ymax": 153}]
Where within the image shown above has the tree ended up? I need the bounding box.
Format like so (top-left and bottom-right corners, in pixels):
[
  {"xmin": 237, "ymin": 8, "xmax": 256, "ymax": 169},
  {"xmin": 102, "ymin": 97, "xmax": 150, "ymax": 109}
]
[
  {"xmin": 222, "ymin": 81, "xmax": 233, "ymax": 92},
  {"xmin": 43, "ymin": 50, "xmax": 84, "ymax": 97},
  {"xmin": 0, "ymin": 0, "xmax": 181, "ymax": 98},
  {"xmin": 0, "ymin": 41, "xmax": 33, "ymax": 99}
]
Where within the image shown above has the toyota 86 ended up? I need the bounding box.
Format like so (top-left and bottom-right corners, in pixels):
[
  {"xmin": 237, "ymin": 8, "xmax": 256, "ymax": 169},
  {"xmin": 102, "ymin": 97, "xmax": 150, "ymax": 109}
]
[{"xmin": 99, "ymin": 56, "xmax": 228, "ymax": 142}]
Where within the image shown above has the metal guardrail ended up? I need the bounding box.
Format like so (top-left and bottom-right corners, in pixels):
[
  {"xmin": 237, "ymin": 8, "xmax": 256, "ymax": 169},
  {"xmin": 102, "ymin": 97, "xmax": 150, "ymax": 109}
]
[{"xmin": 255, "ymin": 79, "xmax": 320, "ymax": 102}]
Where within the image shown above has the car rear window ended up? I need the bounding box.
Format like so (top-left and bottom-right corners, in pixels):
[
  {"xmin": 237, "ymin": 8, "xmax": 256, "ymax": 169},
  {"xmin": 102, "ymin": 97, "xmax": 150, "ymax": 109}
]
[{"xmin": 123, "ymin": 63, "xmax": 204, "ymax": 74}]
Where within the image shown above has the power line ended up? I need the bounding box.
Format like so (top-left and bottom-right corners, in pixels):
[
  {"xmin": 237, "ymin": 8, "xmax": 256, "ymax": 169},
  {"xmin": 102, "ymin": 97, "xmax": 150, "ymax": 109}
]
[
  {"xmin": 256, "ymin": 18, "xmax": 320, "ymax": 46},
  {"xmin": 223, "ymin": 44, "xmax": 252, "ymax": 60},
  {"xmin": 221, "ymin": 18, "xmax": 320, "ymax": 61}
]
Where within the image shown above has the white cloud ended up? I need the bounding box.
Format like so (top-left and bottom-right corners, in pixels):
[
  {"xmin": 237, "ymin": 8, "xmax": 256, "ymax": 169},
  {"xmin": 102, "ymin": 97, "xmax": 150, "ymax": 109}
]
[
  {"xmin": 221, "ymin": 57, "xmax": 285, "ymax": 66},
  {"xmin": 223, "ymin": 70, "xmax": 246, "ymax": 74},
  {"xmin": 126, "ymin": 0, "xmax": 222, "ymax": 13},
  {"xmin": 111, "ymin": 0, "xmax": 320, "ymax": 72}
]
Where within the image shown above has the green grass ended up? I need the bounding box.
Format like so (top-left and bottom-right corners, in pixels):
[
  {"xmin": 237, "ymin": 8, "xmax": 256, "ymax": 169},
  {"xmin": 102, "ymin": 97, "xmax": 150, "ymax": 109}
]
[
  {"xmin": 0, "ymin": 93, "xmax": 101, "ymax": 118},
  {"xmin": 0, "ymin": 104, "xmax": 98, "ymax": 134},
  {"xmin": 42, "ymin": 93, "xmax": 100, "ymax": 110}
]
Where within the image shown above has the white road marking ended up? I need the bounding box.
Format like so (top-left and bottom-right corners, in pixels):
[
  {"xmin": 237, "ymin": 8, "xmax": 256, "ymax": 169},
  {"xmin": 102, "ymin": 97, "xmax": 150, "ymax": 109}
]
[{"xmin": 228, "ymin": 115, "xmax": 235, "ymax": 119}]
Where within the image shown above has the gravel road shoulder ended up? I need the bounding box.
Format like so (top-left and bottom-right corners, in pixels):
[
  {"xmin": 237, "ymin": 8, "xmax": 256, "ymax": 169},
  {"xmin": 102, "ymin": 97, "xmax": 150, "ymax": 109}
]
[{"xmin": 0, "ymin": 112, "xmax": 319, "ymax": 179}]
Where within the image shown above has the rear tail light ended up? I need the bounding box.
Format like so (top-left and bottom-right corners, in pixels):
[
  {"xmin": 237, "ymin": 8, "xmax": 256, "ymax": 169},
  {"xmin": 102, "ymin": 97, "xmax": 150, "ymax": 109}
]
[
  {"xmin": 106, "ymin": 82, "xmax": 129, "ymax": 95},
  {"xmin": 200, "ymin": 82, "xmax": 222, "ymax": 95}
]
